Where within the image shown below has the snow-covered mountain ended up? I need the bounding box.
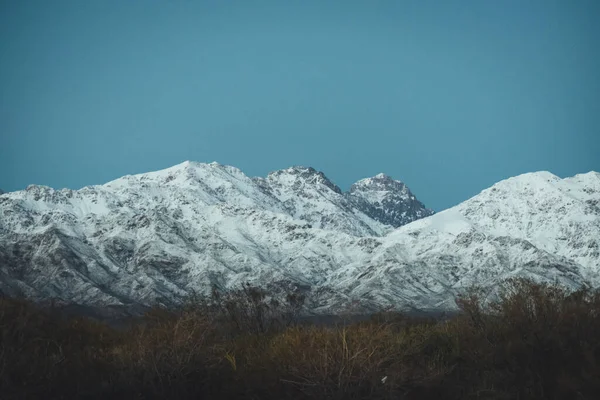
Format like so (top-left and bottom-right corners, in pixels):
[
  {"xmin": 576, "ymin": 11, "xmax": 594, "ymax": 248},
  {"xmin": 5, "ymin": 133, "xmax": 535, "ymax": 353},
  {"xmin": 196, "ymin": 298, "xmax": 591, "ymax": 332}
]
[{"xmin": 0, "ymin": 162, "xmax": 598, "ymax": 314}]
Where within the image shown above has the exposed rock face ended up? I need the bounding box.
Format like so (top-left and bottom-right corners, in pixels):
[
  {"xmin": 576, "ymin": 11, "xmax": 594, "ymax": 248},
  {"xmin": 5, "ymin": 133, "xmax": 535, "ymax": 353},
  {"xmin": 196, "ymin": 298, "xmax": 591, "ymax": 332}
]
[
  {"xmin": 252, "ymin": 167, "xmax": 434, "ymax": 236},
  {"xmin": 347, "ymin": 173, "xmax": 434, "ymax": 228},
  {"xmin": 0, "ymin": 162, "xmax": 598, "ymax": 314}
]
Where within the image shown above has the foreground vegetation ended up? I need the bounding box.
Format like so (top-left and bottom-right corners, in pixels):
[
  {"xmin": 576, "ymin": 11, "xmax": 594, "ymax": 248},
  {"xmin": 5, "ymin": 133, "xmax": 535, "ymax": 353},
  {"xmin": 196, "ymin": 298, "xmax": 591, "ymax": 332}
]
[{"xmin": 1, "ymin": 279, "xmax": 599, "ymax": 399}]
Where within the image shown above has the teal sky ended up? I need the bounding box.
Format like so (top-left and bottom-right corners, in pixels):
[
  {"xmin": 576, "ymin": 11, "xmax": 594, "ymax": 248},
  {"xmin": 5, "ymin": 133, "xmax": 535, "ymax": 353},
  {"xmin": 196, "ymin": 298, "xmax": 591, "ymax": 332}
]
[{"xmin": 1, "ymin": 0, "xmax": 598, "ymax": 211}]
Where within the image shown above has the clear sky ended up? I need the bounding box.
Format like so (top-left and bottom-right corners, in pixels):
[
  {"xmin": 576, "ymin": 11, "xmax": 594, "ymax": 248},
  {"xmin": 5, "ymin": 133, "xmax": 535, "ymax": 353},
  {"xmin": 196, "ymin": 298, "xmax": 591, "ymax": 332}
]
[{"xmin": 1, "ymin": 0, "xmax": 598, "ymax": 211}]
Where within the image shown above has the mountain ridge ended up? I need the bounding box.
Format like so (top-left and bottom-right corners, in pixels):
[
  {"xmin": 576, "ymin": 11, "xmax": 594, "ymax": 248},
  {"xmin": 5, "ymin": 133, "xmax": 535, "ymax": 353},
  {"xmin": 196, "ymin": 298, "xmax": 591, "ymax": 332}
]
[{"xmin": 0, "ymin": 162, "xmax": 598, "ymax": 314}]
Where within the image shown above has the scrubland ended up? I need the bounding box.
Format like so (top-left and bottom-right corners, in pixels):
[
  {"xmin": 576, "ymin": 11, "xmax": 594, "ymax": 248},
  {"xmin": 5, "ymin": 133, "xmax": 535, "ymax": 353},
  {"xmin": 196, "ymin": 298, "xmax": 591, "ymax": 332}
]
[{"xmin": 1, "ymin": 279, "xmax": 599, "ymax": 399}]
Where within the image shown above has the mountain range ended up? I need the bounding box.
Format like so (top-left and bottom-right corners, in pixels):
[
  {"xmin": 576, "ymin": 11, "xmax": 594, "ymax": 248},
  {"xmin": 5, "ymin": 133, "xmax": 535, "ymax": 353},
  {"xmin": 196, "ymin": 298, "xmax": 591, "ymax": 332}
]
[{"xmin": 0, "ymin": 161, "xmax": 598, "ymax": 314}]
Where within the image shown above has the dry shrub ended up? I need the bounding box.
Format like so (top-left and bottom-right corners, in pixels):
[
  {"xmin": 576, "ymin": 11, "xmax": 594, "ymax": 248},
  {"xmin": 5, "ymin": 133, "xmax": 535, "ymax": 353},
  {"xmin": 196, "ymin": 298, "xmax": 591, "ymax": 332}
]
[
  {"xmin": 207, "ymin": 282, "xmax": 306, "ymax": 335},
  {"xmin": 1, "ymin": 278, "xmax": 599, "ymax": 399},
  {"xmin": 0, "ymin": 296, "xmax": 118, "ymax": 399},
  {"xmin": 105, "ymin": 307, "xmax": 217, "ymax": 398},
  {"xmin": 219, "ymin": 317, "xmax": 458, "ymax": 399},
  {"xmin": 453, "ymin": 278, "xmax": 600, "ymax": 399}
]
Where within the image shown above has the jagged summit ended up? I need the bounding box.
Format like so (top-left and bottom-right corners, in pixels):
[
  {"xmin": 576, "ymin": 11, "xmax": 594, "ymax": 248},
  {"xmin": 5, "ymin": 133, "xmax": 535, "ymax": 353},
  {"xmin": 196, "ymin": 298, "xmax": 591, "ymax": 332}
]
[
  {"xmin": 352, "ymin": 173, "xmax": 395, "ymax": 183},
  {"xmin": 259, "ymin": 166, "xmax": 388, "ymax": 235},
  {"xmin": 351, "ymin": 173, "xmax": 407, "ymax": 193},
  {"xmin": 348, "ymin": 173, "xmax": 434, "ymax": 228},
  {"xmin": 258, "ymin": 165, "xmax": 434, "ymax": 235},
  {"xmin": 266, "ymin": 166, "xmax": 343, "ymax": 194}
]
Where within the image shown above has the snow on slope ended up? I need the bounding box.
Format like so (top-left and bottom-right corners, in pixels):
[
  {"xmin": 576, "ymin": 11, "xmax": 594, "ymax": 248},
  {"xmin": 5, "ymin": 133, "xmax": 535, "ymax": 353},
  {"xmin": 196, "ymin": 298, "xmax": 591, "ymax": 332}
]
[
  {"xmin": 453, "ymin": 171, "xmax": 600, "ymax": 283},
  {"xmin": 0, "ymin": 164, "xmax": 598, "ymax": 313},
  {"xmin": 366, "ymin": 171, "xmax": 600, "ymax": 305},
  {"xmin": 254, "ymin": 166, "xmax": 392, "ymax": 236}
]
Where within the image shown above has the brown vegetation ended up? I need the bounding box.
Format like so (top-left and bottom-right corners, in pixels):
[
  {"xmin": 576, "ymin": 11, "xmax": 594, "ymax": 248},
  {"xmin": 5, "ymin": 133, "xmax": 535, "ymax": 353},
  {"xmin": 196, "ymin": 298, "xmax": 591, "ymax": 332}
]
[{"xmin": 1, "ymin": 278, "xmax": 599, "ymax": 399}]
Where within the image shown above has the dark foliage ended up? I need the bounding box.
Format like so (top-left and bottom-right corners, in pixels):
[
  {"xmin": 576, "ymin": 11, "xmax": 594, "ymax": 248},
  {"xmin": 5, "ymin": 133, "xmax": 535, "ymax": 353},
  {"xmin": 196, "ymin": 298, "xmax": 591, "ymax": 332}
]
[{"xmin": 1, "ymin": 278, "xmax": 599, "ymax": 399}]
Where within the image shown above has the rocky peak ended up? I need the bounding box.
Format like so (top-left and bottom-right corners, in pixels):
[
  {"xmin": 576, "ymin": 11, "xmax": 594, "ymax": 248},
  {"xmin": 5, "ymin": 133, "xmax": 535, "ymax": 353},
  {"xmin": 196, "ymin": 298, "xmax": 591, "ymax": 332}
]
[
  {"xmin": 267, "ymin": 166, "xmax": 342, "ymax": 194},
  {"xmin": 350, "ymin": 173, "xmax": 408, "ymax": 194},
  {"xmin": 347, "ymin": 173, "xmax": 434, "ymax": 228}
]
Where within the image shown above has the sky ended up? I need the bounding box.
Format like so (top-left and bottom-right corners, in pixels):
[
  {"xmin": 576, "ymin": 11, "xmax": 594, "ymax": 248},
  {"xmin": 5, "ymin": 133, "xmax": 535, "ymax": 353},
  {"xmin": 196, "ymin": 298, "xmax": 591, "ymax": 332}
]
[{"xmin": 1, "ymin": 0, "xmax": 598, "ymax": 211}]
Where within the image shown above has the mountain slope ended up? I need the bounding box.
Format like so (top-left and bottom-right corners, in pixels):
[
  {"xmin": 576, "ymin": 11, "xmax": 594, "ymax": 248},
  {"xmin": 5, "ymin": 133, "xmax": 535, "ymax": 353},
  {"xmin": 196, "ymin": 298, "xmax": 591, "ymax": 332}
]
[
  {"xmin": 0, "ymin": 162, "xmax": 430, "ymax": 309},
  {"xmin": 0, "ymin": 163, "xmax": 598, "ymax": 313},
  {"xmin": 255, "ymin": 166, "xmax": 387, "ymax": 236}
]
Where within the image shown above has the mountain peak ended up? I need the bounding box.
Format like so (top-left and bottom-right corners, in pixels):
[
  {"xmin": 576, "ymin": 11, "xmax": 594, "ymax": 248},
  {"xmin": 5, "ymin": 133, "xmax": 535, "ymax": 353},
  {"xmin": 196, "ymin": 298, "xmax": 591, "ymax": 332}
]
[
  {"xmin": 348, "ymin": 173, "xmax": 434, "ymax": 228},
  {"xmin": 267, "ymin": 166, "xmax": 342, "ymax": 194},
  {"xmin": 112, "ymin": 161, "xmax": 249, "ymax": 184},
  {"xmin": 567, "ymin": 171, "xmax": 600, "ymax": 187},
  {"xmin": 513, "ymin": 170, "xmax": 560, "ymax": 182},
  {"xmin": 482, "ymin": 171, "xmax": 566, "ymax": 195},
  {"xmin": 350, "ymin": 173, "xmax": 406, "ymax": 193}
]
